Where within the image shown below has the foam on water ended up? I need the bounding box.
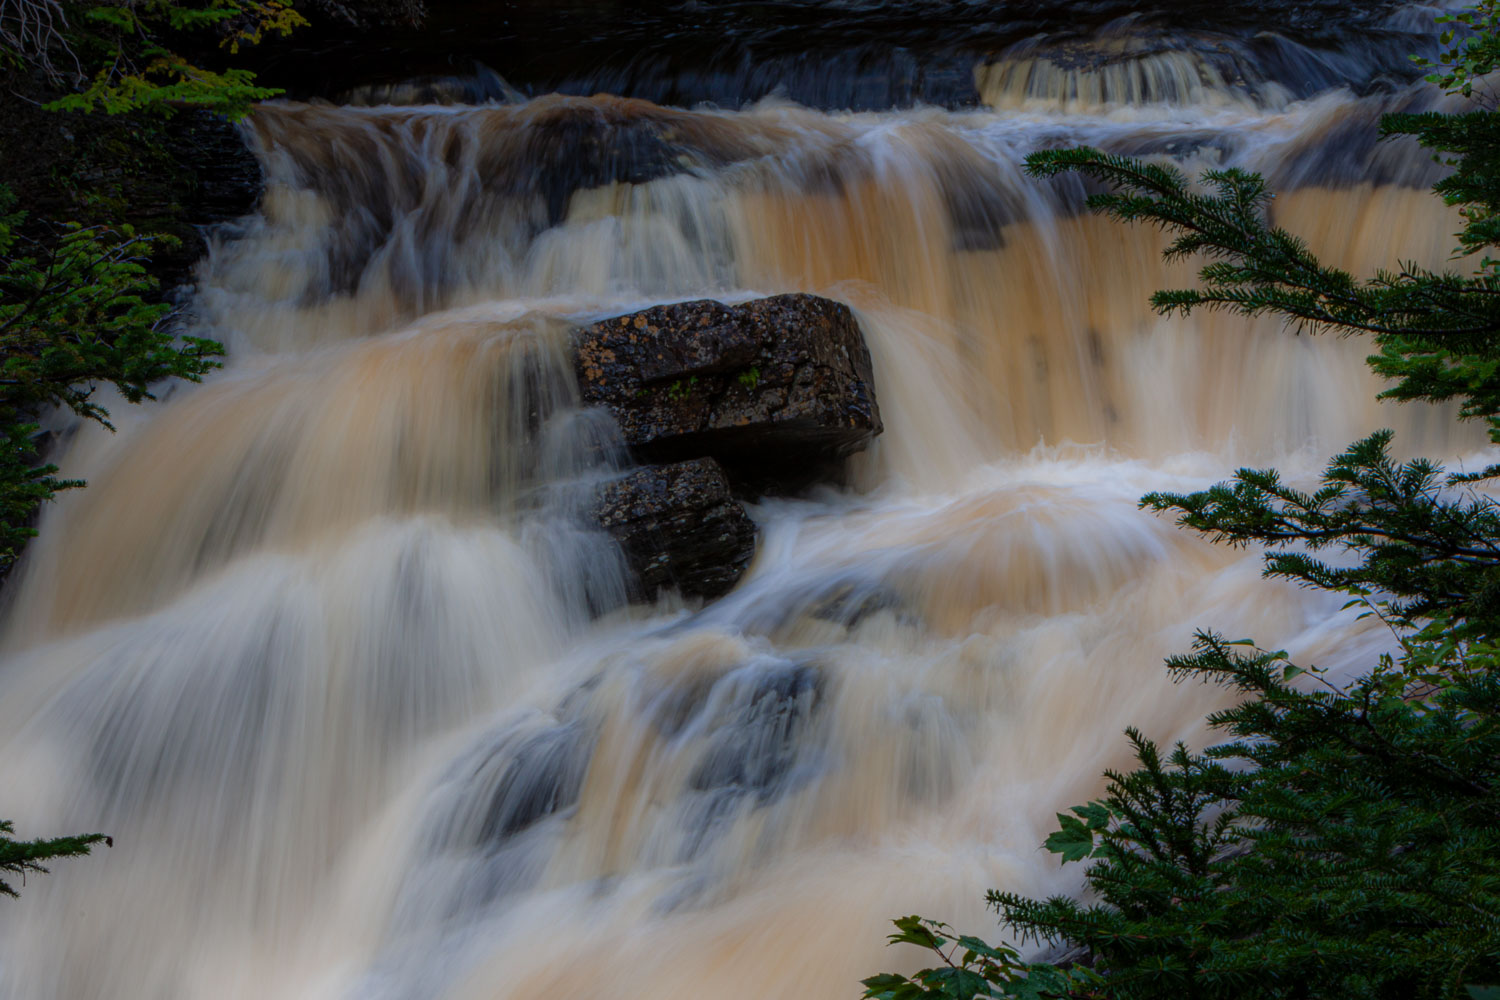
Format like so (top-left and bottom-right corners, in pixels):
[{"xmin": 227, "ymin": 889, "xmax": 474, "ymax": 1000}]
[{"xmin": 0, "ymin": 8, "xmax": 1491, "ymax": 998}]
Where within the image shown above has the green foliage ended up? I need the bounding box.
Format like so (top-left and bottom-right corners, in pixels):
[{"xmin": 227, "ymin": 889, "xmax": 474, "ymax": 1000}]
[
  {"xmin": 1025, "ymin": 144, "xmax": 1500, "ymax": 438},
  {"xmin": 1413, "ymin": 1, "xmax": 1500, "ymax": 99},
  {"xmin": 1141, "ymin": 431, "xmax": 1500, "ymax": 634},
  {"xmin": 861, "ymin": 915, "xmax": 1096, "ymax": 1000},
  {"xmin": 737, "ymin": 366, "xmax": 760, "ymax": 390},
  {"xmin": 0, "ymin": 821, "xmax": 107, "ymax": 898},
  {"xmin": 1014, "ymin": 126, "xmax": 1500, "ymax": 638},
  {"xmin": 865, "ymin": 14, "xmax": 1500, "ymax": 1000},
  {"xmin": 41, "ymin": 0, "xmax": 307, "ymax": 119},
  {"xmin": 52, "ymin": 56, "xmax": 281, "ymax": 119},
  {"xmin": 1042, "ymin": 802, "xmax": 1111, "ymax": 865},
  {"xmin": 868, "ymin": 637, "xmax": 1500, "ymax": 999},
  {"xmin": 1383, "ymin": 109, "xmax": 1500, "ymax": 262},
  {"xmin": 0, "ymin": 183, "xmax": 222, "ymax": 570},
  {"xmin": 0, "ymin": 0, "xmax": 307, "ymax": 119},
  {"xmin": 1025, "ymin": 2, "xmax": 1500, "ymax": 423},
  {"xmin": 985, "ymin": 631, "xmax": 1500, "ymax": 1000},
  {"xmin": 0, "ymin": 0, "xmax": 288, "ymax": 897}
]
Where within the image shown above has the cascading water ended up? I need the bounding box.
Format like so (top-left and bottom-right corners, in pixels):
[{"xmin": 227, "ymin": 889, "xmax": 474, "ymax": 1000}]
[{"xmin": 0, "ymin": 4, "xmax": 1491, "ymax": 998}]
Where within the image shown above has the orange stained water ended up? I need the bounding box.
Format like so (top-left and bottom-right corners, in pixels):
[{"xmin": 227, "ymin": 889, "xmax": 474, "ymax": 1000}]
[{"xmin": 0, "ymin": 23, "xmax": 1490, "ymax": 1000}]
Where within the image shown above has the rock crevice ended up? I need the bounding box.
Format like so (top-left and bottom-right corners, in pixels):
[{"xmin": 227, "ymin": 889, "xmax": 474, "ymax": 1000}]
[
  {"xmin": 573, "ymin": 292, "xmax": 883, "ymax": 602},
  {"xmin": 575, "ymin": 293, "xmax": 883, "ymax": 491},
  {"xmin": 588, "ymin": 458, "xmax": 756, "ymax": 601}
]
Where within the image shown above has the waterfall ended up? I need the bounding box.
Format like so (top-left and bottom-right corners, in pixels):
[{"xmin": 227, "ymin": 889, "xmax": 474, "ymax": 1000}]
[{"xmin": 0, "ymin": 5, "xmax": 1488, "ymax": 998}]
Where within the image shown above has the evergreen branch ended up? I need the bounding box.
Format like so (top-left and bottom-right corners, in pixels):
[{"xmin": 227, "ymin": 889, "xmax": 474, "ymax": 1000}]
[{"xmin": 0, "ymin": 820, "xmax": 107, "ymax": 898}]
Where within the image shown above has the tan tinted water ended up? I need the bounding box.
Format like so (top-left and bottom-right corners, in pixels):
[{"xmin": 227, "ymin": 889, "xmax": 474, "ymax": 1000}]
[{"xmin": 0, "ymin": 17, "xmax": 1488, "ymax": 999}]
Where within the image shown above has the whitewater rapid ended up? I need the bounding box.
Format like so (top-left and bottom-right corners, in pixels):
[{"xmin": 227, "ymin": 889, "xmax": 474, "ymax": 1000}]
[{"xmin": 0, "ymin": 6, "xmax": 1490, "ymax": 998}]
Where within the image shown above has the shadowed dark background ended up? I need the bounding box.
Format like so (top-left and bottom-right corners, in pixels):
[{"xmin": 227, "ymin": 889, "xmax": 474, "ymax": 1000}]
[{"xmin": 245, "ymin": 0, "xmax": 1414, "ymax": 108}]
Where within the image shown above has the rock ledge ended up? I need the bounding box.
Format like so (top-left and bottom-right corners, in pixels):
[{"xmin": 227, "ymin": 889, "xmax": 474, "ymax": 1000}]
[
  {"xmin": 575, "ymin": 293, "xmax": 882, "ymax": 490},
  {"xmin": 589, "ymin": 458, "xmax": 756, "ymax": 600}
]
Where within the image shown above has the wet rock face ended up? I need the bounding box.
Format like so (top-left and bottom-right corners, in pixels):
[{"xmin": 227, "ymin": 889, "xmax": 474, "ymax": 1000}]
[
  {"xmin": 575, "ymin": 294, "xmax": 882, "ymax": 490},
  {"xmin": 588, "ymin": 458, "xmax": 757, "ymax": 600},
  {"xmin": 574, "ymin": 293, "xmax": 882, "ymax": 600},
  {"xmin": 0, "ymin": 100, "xmax": 261, "ymax": 301},
  {"xmin": 157, "ymin": 112, "xmax": 265, "ymax": 297},
  {"xmin": 249, "ymin": 0, "xmax": 1408, "ymax": 112}
]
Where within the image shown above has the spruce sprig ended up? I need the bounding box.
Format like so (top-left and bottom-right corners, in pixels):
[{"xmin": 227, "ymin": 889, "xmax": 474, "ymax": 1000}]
[
  {"xmin": 1026, "ymin": 143, "xmax": 1500, "ymax": 438},
  {"xmin": 0, "ymin": 821, "xmax": 107, "ymax": 899},
  {"xmin": 1141, "ymin": 431, "xmax": 1500, "ymax": 635},
  {"xmin": 864, "ymin": 15, "xmax": 1500, "ymax": 1000}
]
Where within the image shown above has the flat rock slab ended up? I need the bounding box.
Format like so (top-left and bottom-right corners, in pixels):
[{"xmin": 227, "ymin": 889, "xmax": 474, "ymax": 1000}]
[
  {"xmin": 589, "ymin": 458, "xmax": 757, "ymax": 600},
  {"xmin": 574, "ymin": 293, "xmax": 882, "ymax": 490}
]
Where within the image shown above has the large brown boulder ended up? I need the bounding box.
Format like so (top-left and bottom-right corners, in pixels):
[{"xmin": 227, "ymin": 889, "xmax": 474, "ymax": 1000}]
[
  {"xmin": 574, "ymin": 293, "xmax": 882, "ymax": 490},
  {"xmin": 588, "ymin": 458, "xmax": 757, "ymax": 600}
]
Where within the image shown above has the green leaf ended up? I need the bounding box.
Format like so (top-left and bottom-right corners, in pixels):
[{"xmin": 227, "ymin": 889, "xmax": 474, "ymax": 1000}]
[
  {"xmin": 957, "ymin": 935, "xmax": 1014, "ymax": 964},
  {"xmin": 887, "ymin": 915, "xmax": 944, "ymax": 950},
  {"xmin": 1072, "ymin": 801, "xmax": 1112, "ymax": 830},
  {"xmin": 1044, "ymin": 813, "xmax": 1098, "ymax": 864}
]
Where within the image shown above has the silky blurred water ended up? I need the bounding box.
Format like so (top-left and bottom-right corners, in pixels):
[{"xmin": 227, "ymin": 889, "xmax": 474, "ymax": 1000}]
[{"xmin": 0, "ymin": 5, "xmax": 1490, "ymax": 998}]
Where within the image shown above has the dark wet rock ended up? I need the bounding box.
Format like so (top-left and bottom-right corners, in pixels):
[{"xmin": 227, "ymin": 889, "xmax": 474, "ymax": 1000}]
[
  {"xmin": 473, "ymin": 98, "xmax": 763, "ymax": 225},
  {"xmin": 243, "ymin": 0, "xmax": 1411, "ymax": 112},
  {"xmin": 1264, "ymin": 92, "xmax": 1447, "ymax": 191},
  {"xmin": 0, "ymin": 98, "xmax": 261, "ymax": 300},
  {"xmin": 303, "ymin": 0, "xmax": 424, "ymax": 31},
  {"xmin": 430, "ymin": 705, "xmax": 596, "ymax": 853},
  {"xmin": 588, "ymin": 458, "xmax": 757, "ymax": 600},
  {"xmin": 674, "ymin": 659, "xmax": 827, "ymax": 862},
  {"xmin": 574, "ymin": 294, "xmax": 882, "ymax": 490},
  {"xmin": 474, "ymin": 722, "xmax": 594, "ymax": 842},
  {"xmin": 723, "ymin": 571, "xmax": 924, "ymax": 635},
  {"xmin": 687, "ymin": 662, "xmax": 824, "ymax": 802},
  {"xmin": 248, "ymin": 96, "xmax": 768, "ymax": 296},
  {"xmin": 156, "ymin": 112, "xmax": 264, "ymax": 297},
  {"xmin": 807, "ymin": 581, "xmax": 913, "ymax": 628}
]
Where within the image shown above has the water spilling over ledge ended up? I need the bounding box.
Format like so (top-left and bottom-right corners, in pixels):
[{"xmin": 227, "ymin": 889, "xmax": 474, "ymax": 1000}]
[
  {"xmin": 0, "ymin": 4, "xmax": 1492, "ymax": 998},
  {"xmin": 251, "ymin": 0, "xmax": 1425, "ymax": 110}
]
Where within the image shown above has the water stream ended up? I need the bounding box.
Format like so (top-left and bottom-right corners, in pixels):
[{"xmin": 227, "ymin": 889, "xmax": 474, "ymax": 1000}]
[{"xmin": 0, "ymin": 4, "xmax": 1491, "ymax": 998}]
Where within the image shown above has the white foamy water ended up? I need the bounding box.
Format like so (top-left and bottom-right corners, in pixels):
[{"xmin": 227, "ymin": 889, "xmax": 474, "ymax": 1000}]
[{"xmin": 0, "ymin": 8, "xmax": 1491, "ymax": 997}]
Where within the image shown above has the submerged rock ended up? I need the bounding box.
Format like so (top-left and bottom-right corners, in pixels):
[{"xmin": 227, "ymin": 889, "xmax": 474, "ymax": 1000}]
[
  {"xmin": 588, "ymin": 458, "xmax": 757, "ymax": 600},
  {"xmin": 686, "ymin": 661, "xmax": 824, "ymax": 802},
  {"xmin": 574, "ymin": 293, "xmax": 882, "ymax": 491},
  {"xmin": 472, "ymin": 722, "xmax": 594, "ymax": 843}
]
